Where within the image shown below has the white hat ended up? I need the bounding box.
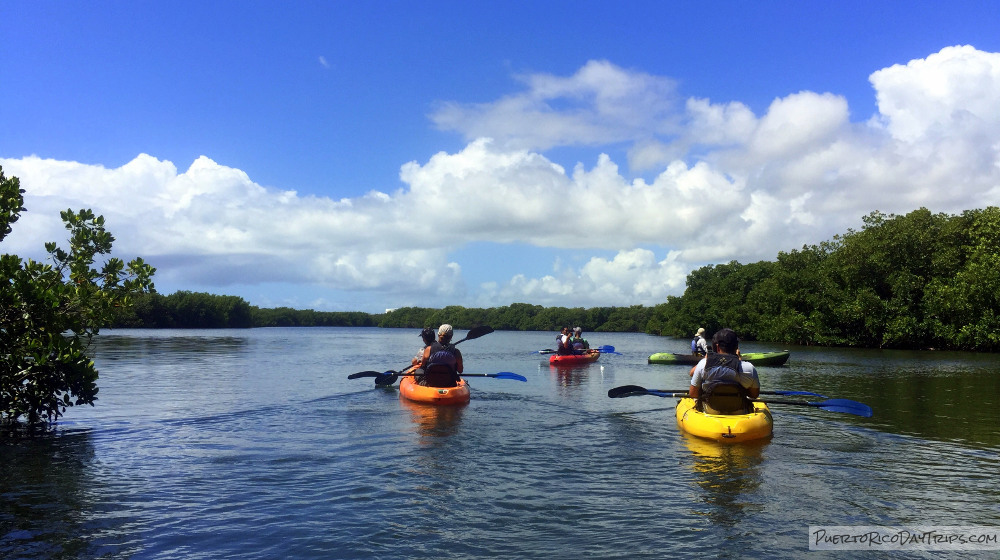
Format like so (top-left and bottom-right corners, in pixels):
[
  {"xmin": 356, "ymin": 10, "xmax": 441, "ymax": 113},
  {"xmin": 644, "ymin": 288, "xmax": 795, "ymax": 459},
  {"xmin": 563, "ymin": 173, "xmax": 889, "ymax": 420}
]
[
  {"xmin": 696, "ymin": 327, "xmax": 705, "ymax": 336},
  {"xmin": 438, "ymin": 324, "xmax": 453, "ymax": 337},
  {"xmin": 574, "ymin": 327, "xmax": 582, "ymax": 334}
]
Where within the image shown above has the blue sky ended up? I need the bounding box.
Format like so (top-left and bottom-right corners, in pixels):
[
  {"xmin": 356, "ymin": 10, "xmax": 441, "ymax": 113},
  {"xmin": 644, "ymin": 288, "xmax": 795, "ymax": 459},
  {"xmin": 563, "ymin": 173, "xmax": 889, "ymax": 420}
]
[{"xmin": 2, "ymin": 1, "xmax": 1000, "ymax": 313}]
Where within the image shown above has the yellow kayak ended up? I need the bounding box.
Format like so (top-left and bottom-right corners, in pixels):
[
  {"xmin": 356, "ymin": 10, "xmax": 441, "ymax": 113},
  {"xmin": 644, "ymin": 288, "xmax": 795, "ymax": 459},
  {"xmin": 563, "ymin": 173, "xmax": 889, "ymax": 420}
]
[{"xmin": 675, "ymin": 397, "xmax": 773, "ymax": 442}]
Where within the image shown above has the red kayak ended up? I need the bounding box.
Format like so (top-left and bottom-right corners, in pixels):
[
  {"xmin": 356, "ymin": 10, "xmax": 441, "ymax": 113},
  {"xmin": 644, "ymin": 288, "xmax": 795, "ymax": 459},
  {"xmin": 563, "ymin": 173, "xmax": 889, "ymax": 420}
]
[{"xmin": 549, "ymin": 350, "xmax": 600, "ymax": 365}]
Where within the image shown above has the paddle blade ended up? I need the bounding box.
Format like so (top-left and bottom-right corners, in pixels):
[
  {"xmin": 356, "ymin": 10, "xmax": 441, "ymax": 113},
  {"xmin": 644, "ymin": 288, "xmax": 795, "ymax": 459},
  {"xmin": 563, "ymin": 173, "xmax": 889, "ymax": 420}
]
[
  {"xmin": 534, "ymin": 349, "xmax": 556, "ymax": 355},
  {"xmin": 348, "ymin": 370, "xmax": 383, "ymax": 380},
  {"xmin": 374, "ymin": 372, "xmax": 399, "ymax": 386},
  {"xmin": 814, "ymin": 398, "xmax": 873, "ymax": 417},
  {"xmin": 455, "ymin": 325, "xmax": 494, "ymax": 344},
  {"xmin": 760, "ymin": 398, "xmax": 874, "ymax": 417},
  {"xmin": 608, "ymin": 385, "xmax": 650, "ymax": 398},
  {"xmin": 459, "ymin": 372, "xmax": 528, "ymax": 381},
  {"xmin": 597, "ymin": 345, "xmax": 616, "ymax": 353}
]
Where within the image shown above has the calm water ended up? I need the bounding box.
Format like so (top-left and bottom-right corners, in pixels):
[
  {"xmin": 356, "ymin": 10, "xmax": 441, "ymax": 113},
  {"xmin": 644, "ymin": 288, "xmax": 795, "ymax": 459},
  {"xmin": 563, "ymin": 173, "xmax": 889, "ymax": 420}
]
[{"xmin": 2, "ymin": 328, "xmax": 999, "ymax": 559}]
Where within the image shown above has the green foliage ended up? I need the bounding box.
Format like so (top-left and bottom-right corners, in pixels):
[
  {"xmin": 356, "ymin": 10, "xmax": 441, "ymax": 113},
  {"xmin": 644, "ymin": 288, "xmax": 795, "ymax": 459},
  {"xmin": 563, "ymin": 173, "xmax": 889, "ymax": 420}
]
[
  {"xmin": 114, "ymin": 291, "xmax": 252, "ymax": 328},
  {"xmin": 1, "ymin": 166, "xmax": 156, "ymax": 424},
  {"xmin": 250, "ymin": 305, "xmax": 375, "ymax": 328},
  {"xmin": 655, "ymin": 206, "xmax": 1000, "ymax": 352},
  {"xmin": 113, "ymin": 292, "xmax": 376, "ymax": 328},
  {"xmin": 371, "ymin": 303, "xmax": 653, "ymax": 334}
]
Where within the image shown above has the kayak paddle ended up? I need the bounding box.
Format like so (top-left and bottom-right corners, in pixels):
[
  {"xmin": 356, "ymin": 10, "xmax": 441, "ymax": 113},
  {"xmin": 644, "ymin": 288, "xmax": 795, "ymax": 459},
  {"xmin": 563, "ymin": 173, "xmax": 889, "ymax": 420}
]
[
  {"xmin": 535, "ymin": 345, "xmax": 619, "ymax": 355},
  {"xmin": 370, "ymin": 370, "xmax": 527, "ymax": 385},
  {"xmin": 451, "ymin": 325, "xmax": 495, "ymax": 345},
  {"xmin": 349, "ymin": 325, "xmax": 496, "ymax": 385},
  {"xmin": 757, "ymin": 398, "xmax": 873, "ymax": 417},
  {"xmin": 459, "ymin": 372, "xmax": 527, "ymax": 381},
  {"xmin": 606, "ymin": 384, "xmax": 872, "ymax": 417},
  {"xmin": 610, "ymin": 386, "xmax": 828, "ymax": 398}
]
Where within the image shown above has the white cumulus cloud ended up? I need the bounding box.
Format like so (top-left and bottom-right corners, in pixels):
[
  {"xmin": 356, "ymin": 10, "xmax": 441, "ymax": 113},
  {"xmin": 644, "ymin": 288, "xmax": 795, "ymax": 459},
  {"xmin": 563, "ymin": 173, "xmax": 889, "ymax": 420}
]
[{"xmin": 3, "ymin": 46, "xmax": 1000, "ymax": 311}]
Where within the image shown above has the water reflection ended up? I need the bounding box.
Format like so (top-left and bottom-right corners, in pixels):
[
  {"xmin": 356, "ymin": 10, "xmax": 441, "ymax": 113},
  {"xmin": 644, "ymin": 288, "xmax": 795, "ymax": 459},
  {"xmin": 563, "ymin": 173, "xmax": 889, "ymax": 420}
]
[
  {"xmin": 92, "ymin": 331, "xmax": 250, "ymax": 360},
  {"xmin": 0, "ymin": 429, "xmax": 138, "ymax": 558},
  {"xmin": 681, "ymin": 434, "xmax": 768, "ymax": 528},
  {"xmin": 399, "ymin": 398, "xmax": 465, "ymax": 443},
  {"xmin": 548, "ymin": 363, "xmax": 593, "ymax": 393},
  {"xmin": 768, "ymin": 346, "xmax": 1000, "ymax": 448}
]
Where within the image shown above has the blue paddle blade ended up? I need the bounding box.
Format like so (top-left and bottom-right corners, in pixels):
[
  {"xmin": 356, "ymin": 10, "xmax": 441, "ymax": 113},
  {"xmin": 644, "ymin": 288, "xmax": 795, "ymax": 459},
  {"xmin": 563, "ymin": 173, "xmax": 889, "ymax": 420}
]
[
  {"xmin": 458, "ymin": 372, "xmax": 528, "ymax": 381},
  {"xmin": 812, "ymin": 398, "xmax": 873, "ymax": 417}
]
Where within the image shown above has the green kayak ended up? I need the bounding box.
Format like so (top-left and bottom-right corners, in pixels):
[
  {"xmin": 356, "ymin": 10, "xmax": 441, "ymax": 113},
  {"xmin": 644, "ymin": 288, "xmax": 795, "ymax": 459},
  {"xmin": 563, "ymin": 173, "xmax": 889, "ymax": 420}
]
[{"xmin": 647, "ymin": 351, "xmax": 790, "ymax": 367}]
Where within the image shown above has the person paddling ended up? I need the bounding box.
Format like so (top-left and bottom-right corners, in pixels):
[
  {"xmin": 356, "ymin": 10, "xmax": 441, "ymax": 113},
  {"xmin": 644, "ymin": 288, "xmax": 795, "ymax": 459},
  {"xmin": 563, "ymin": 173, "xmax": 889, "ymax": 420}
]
[
  {"xmin": 417, "ymin": 324, "xmax": 464, "ymax": 387},
  {"xmin": 410, "ymin": 327, "xmax": 436, "ymax": 376},
  {"xmin": 691, "ymin": 327, "xmax": 709, "ymax": 356},
  {"xmin": 689, "ymin": 328, "xmax": 760, "ymax": 414},
  {"xmin": 570, "ymin": 327, "xmax": 590, "ymax": 354},
  {"xmin": 556, "ymin": 326, "xmax": 573, "ymax": 355}
]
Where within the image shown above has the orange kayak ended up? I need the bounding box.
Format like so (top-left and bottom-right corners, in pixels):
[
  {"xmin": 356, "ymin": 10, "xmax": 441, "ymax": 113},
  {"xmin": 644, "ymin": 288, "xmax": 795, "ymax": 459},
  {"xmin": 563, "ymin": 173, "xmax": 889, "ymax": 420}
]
[
  {"xmin": 549, "ymin": 350, "xmax": 600, "ymax": 365},
  {"xmin": 399, "ymin": 375, "xmax": 471, "ymax": 405}
]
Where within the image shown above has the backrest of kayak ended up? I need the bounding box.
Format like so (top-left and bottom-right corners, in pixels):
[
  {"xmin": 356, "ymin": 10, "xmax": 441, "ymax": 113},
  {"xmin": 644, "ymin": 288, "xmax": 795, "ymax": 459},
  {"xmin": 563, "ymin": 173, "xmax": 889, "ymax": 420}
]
[
  {"xmin": 700, "ymin": 384, "xmax": 751, "ymax": 415},
  {"xmin": 420, "ymin": 363, "xmax": 460, "ymax": 387}
]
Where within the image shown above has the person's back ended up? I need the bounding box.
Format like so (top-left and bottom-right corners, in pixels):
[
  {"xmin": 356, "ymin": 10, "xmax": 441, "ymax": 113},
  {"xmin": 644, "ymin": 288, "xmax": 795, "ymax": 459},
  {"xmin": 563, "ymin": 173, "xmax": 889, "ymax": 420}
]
[
  {"xmin": 571, "ymin": 327, "xmax": 589, "ymax": 353},
  {"xmin": 689, "ymin": 328, "xmax": 760, "ymax": 414},
  {"xmin": 698, "ymin": 352, "xmax": 754, "ymax": 413},
  {"xmin": 691, "ymin": 327, "xmax": 708, "ymax": 355},
  {"xmin": 420, "ymin": 324, "xmax": 463, "ymax": 387},
  {"xmin": 422, "ymin": 341, "xmax": 462, "ymax": 387}
]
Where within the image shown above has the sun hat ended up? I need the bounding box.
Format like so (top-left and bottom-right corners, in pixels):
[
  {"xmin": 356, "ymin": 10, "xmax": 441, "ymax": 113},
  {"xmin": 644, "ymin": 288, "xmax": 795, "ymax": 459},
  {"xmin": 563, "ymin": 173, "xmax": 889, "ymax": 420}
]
[
  {"xmin": 574, "ymin": 327, "xmax": 582, "ymax": 334},
  {"xmin": 695, "ymin": 327, "xmax": 705, "ymax": 336},
  {"xmin": 438, "ymin": 324, "xmax": 453, "ymax": 337}
]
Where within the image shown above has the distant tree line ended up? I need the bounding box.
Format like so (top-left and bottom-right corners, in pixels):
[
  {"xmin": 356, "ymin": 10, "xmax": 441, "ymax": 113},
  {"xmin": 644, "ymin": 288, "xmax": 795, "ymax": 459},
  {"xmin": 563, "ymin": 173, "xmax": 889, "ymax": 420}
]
[
  {"xmin": 111, "ymin": 293, "xmax": 651, "ymax": 332},
  {"xmin": 111, "ymin": 207, "xmax": 1000, "ymax": 352},
  {"xmin": 649, "ymin": 207, "xmax": 1000, "ymax": 351},
  {"xmin": 111, "ymin": 291, "xmax": 377, "ymax": 328},
  {"xmin": 375, "ymin": 303, "xmax": 654, "ymax": 333}
]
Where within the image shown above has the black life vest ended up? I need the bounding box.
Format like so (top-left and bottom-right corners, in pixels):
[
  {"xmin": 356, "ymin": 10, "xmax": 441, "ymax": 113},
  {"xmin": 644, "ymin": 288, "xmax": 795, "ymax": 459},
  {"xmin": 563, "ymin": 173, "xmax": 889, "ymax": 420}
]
[{"xmin": 422, "ymin": 341, "xmax": 461, "ymax": 387}]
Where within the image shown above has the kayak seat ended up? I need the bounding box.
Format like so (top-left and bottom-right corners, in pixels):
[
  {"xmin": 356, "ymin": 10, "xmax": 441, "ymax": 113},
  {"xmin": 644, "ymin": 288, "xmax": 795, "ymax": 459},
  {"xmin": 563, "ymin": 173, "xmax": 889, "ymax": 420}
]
[
  {"xmin": 419, "ymin": 363, "xmax": 460, "ymax": 388},
  {"xmin": 701, "ymin": 384, "xmax": 750, "ymax": 415}
]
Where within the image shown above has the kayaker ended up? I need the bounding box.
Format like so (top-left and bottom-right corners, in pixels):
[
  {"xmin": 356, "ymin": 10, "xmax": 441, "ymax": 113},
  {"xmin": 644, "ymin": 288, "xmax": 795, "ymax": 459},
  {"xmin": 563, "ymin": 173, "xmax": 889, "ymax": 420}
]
[
  {"xmin": 418, "ymin": 324, "xmax": 464, "ymax": 386},
  {"xmin": 691, "ymin": 327, "xmax": 709, "ymax": 355},
  {"xmin": 410, "ymin": 327, "xmax": 437, "ymax": 374},
  {"xmin": 689, "ymin": 328, "xmax": 760, "ymax": 414},
  {"xmin": 570, "ymin": 327, "xmax": 590, "ymax": 354},
  {"xmin": 556, "ymin": 326, "xmax": 573, "ymax": 355}
]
